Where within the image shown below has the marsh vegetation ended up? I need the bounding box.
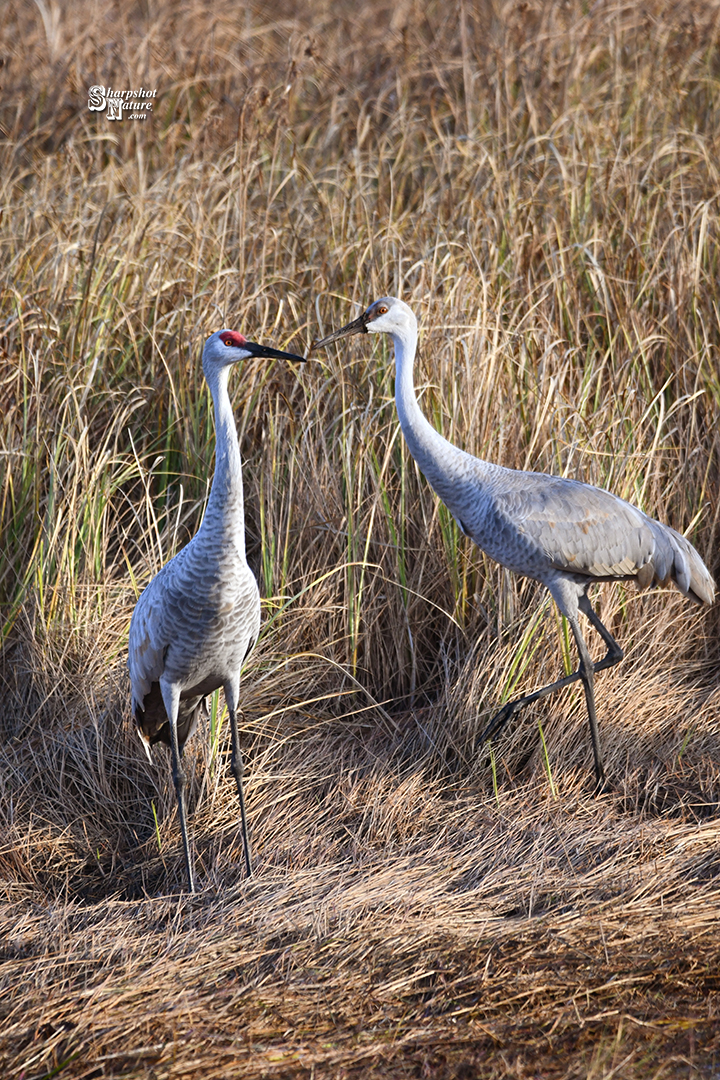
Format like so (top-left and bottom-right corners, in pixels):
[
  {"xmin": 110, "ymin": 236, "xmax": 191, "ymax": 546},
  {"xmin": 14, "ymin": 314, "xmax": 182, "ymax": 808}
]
[{"xmin": 1, "ymin": 1, "xmax": 719, "ymax": 1075}]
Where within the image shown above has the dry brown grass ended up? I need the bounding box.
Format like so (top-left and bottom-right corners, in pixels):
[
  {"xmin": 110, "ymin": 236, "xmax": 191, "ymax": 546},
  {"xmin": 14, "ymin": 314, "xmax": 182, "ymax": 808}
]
[{"xmin": 1, "ymin": 0, "xmax": 720, "ymax": 1076}]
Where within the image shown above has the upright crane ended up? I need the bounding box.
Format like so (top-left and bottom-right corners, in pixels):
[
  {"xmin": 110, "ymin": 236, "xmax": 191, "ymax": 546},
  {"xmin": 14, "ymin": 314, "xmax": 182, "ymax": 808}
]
[
  {"xmin": 128, "ymin": 329, "xmax": 305, "ymax": 892},
  {"xmin": 313, "ymin": 297, "xmax": 714, "ymax": 787}
]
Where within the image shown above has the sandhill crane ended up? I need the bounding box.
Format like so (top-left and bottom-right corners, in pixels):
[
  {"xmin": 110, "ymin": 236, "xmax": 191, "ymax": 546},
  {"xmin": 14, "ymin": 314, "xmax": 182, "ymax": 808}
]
[
  {"xmin": 313, "ymin": 297, "xmax": 715, "ymax": 788},
  {"xmin": 128, "ymin": 329, "xmax": 305, "ymax": 892}
]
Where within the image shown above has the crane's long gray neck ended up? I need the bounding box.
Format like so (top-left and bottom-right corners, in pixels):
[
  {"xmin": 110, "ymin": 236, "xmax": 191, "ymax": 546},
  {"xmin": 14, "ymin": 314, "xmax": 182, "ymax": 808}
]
[
  {"xmin": 200, "ymin": 363, "xmax": 246, "ymax": 555},
  {"xmin": 392, "ymin": 325, "xmax": 458, "ymax": 482}
]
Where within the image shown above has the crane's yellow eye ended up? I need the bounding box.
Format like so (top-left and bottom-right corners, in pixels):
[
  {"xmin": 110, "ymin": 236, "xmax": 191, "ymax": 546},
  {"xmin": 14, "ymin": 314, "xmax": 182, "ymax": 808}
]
[
  {"xmin": 377, "ymin": 305, "xmax": 388, "ymax": 314},
  {"xmin": 225, "ymin": 339, "xmax": 233, "ymax": 346}
]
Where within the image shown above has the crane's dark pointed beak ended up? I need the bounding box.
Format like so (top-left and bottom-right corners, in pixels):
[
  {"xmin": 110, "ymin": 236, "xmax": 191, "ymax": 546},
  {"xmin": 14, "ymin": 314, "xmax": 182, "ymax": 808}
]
[
  {"xmin": 311, "ymin": 311, "xmax": 369, "ymax": 352},
  {"xmin": 245, "ymin": 341, "xmax": 307, "ymax": 362}
]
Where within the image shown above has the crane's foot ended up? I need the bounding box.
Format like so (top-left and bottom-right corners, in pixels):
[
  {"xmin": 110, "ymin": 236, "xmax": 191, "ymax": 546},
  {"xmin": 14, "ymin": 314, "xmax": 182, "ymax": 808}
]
[
  {"xmin": 592, "ymin": 772, "xmax": 612, "ymax": 797},
  {"xmin": 480, "ymin": 666, "xmax": 585, "ymax": 748},
  {"xmin": 480, "ymin": 700, "xmax": 521, "ymax": 745}
]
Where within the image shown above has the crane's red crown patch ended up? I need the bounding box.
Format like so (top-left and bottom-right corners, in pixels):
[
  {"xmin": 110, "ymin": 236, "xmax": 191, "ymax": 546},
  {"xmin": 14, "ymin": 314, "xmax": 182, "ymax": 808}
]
[{"xmin": 220, "ymin": 331, "xmax": 248, "ymax": 348}]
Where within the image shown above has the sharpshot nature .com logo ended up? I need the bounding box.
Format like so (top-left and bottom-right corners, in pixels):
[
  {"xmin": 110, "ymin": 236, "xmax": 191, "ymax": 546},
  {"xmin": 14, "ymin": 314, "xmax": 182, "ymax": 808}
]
[{"xmin": 88, "ymin": 85, "xmax": 157, "ymax": 121}]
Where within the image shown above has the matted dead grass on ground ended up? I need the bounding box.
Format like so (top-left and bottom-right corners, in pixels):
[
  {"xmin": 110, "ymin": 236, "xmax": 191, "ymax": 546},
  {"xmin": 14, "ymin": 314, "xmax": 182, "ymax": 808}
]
[
  {"xmin": 1, "ymin": 0, "xmax": 720, "ymax": 1076},
  {"xmin": 2, "ymin": 795, "xmax": 720, "ymax": 1078}
]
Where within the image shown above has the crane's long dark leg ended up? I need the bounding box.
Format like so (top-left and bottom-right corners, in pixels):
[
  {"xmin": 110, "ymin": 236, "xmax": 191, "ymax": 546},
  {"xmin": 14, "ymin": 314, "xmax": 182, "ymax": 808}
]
[
  {"xmin": 567, "ymin": 613, "xmax": 605, "ymax": 788},
  {"xmin": 481, "ymin": 596, "xmax": 623, "ymax": 788},
  {"xmin": 161, "ymin": 681, "xmax": 195, "ymax": 893},
  {"xmin": 578, "ymin": 593, "xmax": 624, "ymax": 672},
  {"xmin": 225, "ymin": 682, "xmax": 252, "ymax": 878}
]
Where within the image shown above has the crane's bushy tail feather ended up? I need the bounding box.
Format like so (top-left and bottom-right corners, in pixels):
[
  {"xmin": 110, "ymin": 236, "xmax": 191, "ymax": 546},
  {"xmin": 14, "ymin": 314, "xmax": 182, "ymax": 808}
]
[{"xmin": 646, "ymin": 520, "xmax": 715, "ymax": 606}]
